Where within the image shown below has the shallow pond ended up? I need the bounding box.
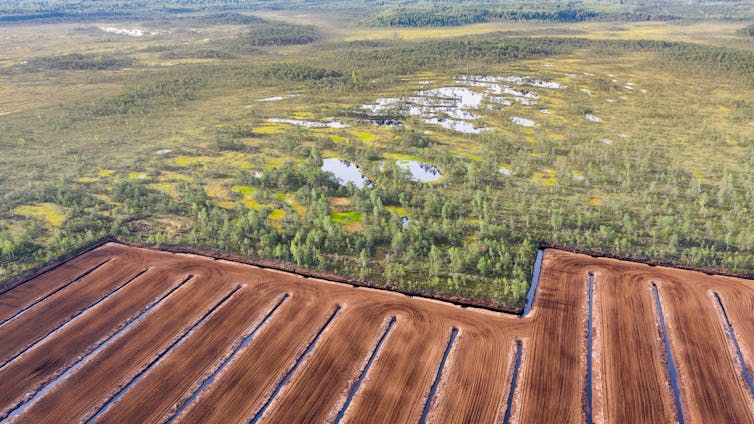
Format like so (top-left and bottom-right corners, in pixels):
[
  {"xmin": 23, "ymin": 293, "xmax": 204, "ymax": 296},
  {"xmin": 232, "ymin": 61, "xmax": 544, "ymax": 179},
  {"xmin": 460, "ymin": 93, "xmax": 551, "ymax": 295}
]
[
  {"xmin": 396, "ymin": 160, "xmax": 442, "ymax": 182},
  {"xmin": 269, "ymin": 118, "xmax": 348, "ymax": 128},
  {"xmin": 457, "ymin": 75, "xmax": 565, "ymax": 90},
  {"xmin": 99, "ymin": 27, "xmax": 143, "ymax": 36},
  {"xmin": 358, "ymin": 74, "xmax": 561, "ymax": 134},
  {"xmin": 417, "ymin": 87, "xmax": 485, "ymax": 109},
  {"xmin": 256, "ymin": 96, "xmax": 285, "ymax": 102},
  {"xmin": 358, "ymin": 118, "xmax": 403, "ymax": 127},
  {"xmin": 423, "ymin": 118, "xmax": 491, "ymax": 134},
  {"xmin": 511, "ymin": 117, "xmax": 536, "ymax": 127},
  {"xmin": 400, "ymin": 216, "xmax": 411, "ymax": 228},
  {"xmin": 585, "ymin": 114, "xmax": 602, "ymax": 123},
  {"xmin": 321, "ymin": 158, "xmax": 371, "ymax": 189},
  {"xmin": 488, "ymin": 97, "xmax": 513, "ymax": 106}
]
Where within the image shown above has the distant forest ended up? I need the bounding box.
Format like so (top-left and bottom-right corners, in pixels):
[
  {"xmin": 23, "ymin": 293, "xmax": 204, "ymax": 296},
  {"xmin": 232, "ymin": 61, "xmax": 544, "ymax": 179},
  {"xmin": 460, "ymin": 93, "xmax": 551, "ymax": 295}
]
[
  {"xmin": 1, "ymin": 0, "xmax": 753, "ymax": 23},
  {"xmin": 739, "ymin": 24, "xmax": 754, "ymax": 37},
  {"xmin": 369, "ymin": 6, "xmax": 601, "ymax": 27}
]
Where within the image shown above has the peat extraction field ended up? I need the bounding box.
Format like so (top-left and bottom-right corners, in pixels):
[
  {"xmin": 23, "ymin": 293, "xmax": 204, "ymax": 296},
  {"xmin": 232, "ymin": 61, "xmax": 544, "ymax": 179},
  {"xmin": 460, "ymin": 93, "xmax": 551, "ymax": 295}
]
[{"xmin": 0, "ymin": 242, "xmax": 752, "ymax": 423}]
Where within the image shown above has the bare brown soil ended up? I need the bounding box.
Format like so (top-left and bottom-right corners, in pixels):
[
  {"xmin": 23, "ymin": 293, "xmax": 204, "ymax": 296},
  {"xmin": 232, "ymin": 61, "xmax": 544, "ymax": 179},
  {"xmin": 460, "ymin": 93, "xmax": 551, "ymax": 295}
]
[
  {"xmin": 592, "ymin": 266, "xmax": 674, "ymax": 423},
  {"xmin": 517, "ymin": 249, "xmax": 754, "ymax": 423},
  {"xmin": 655, "ymin": 273, "xmax": 752, "ymax": 422},
  {"xmin": 0, "ymin": 243, "xmax": 752, "ymax": 423},
  {"xmin": 517, "ymin": 250, "xmax": 586, "ymax": 422},
  {"xmin": 716, "ymin": 282, "xmax": 754, "ymax": 400},
  {"xmin": 0, "ymin": 256, "xmax": 145, "ymax": 365},
  {"xmin": 0, "ymin": 247, "xmax": 113, "ymax": 322},
  {"xmin": 0, "ymin": 266, "xmax": 177, "ymax": 416}
]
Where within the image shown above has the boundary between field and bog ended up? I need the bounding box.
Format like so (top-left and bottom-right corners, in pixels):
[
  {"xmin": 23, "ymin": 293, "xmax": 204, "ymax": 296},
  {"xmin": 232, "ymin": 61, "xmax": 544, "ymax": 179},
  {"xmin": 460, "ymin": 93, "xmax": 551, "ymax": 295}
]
[
  {"xmin": 538, "ymin": 241, "xmax": 754, "ymax": 281},
  {"xmin": 0, "ymin": 237, "xmax": 115, "ymax": 297},
  {"xmin": 5, "ymin": 238, "xmax": 754, "ymax": 316},
  {"xmin": 0, "ymin": 237, "xmax": 522, "ymax": 313}
]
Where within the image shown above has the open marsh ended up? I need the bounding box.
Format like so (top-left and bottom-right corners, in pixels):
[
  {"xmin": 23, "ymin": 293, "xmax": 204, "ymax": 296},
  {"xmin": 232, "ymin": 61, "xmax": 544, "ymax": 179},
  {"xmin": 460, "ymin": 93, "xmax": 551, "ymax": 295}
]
[{"xmin": 1, "ymin": 5, "xmax": 754, "ymax": 309}]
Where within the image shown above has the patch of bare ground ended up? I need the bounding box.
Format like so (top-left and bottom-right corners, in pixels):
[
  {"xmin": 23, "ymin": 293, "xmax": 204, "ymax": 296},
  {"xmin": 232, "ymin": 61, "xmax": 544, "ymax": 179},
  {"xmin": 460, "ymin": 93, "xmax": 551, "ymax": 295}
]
[{"xmin": 1, "ymin": 244, "xmax": 752, "ymax": 423}]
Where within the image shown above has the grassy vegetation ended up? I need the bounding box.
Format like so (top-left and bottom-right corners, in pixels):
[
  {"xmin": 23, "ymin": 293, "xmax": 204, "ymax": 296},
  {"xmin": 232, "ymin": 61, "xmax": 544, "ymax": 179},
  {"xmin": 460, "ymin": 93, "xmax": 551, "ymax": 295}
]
[
  {"xmin": 21, "ymin": 53, "xmax": 133, "ymax": 71},
  {"xmin": 1, "ymin": 4, "xmax": 754, "ymax": 309},
  {"xmin": 740, "ymin": 24, "xmax": 754, "ymax": 37},
  {"xmin": 331, "ymin": 211, "xmax": 363, "ymax": 224}
]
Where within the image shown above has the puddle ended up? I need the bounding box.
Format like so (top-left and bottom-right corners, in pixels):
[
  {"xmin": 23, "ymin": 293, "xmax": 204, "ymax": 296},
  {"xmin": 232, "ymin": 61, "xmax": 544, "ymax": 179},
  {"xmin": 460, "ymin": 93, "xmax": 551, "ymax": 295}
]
[
  {"xmin": 513, "ymin": 97, "xmax": 535, "ymax": 106},
  {"xmin": 423, "ymin": 118, "xmax": 491, "ymax": 134},
  {"xmin": 268, "ymin": 118, "xmax": 347, "ymax": 128},
  {"xmin": 456, "ymin": 80, "xmax": 539, "ymax": 100},
  {"xmin": 322, "ymin": 158, "xmax": 371, "ymax": 189},
  {"xmin": 457, "ymin": 75, "xmax": 565, "ymax": 90},
  {"xmin": 396, "ymin": 160, "xmax": 442, "ymax": 182},
  {"xmin": 416, "ymin": 87, "xmax": 486, "ymax": 109},
  {"xmin": 511, "ymin": 117, "xmax": 536, "ymax": 127},
  {"xmin": 466, "ymin": 83, "xmax": 539, "ymax": 99},
  {"xmin": 489, "ymin": 97, "xmax": 513, "ymax": 106},
  {"xmin": 360, "ymin": 75, "xmax": 560, "ymax": 134},
  {"xmin": 99, "ymin": 27, "xmax": 143, "ymax": 37},
  {"xmin": 358, "ymin": 118, "xmax": 403, "ymax": 127},
  {"xmin": 585, "ymin": 114, "xmax": 602, "ymax": 123},
  {"xmin": 256, "ymin": 96, "xmax": 285, "ymax": 102}
]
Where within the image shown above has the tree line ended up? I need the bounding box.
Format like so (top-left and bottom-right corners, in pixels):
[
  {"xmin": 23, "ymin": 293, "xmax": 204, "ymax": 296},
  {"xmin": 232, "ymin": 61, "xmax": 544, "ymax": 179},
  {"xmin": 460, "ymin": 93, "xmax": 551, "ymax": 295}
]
[{"xmin": 370, "ymin": 5, "xmax": 599, "ymax": 27}]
